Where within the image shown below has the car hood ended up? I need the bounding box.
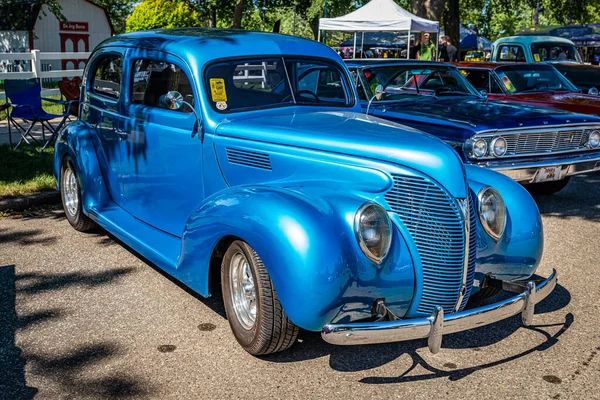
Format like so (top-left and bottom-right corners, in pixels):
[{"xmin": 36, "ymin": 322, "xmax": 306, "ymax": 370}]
[
  {"xmin": 374, "ymin": 97, "xmax": 598, "ymax": 134},
  {"xmin": 215, "ymin": 108, "xmax": 467, "ymax": 198},
  {"xmin": 505, "ymin": 92, "xmax": 600, "ymax": 113}
]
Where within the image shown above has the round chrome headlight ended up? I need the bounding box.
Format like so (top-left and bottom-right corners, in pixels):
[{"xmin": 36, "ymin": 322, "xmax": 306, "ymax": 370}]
[
  {"xmin": 478, "ymin": 187, "xmax": 506, "ymax": 241},
  {"xmin": 588, "ymin": 130, "xmax": 600, "ymax": 148},
  {"xmin": 354, "ymin": 203, "xmax": 392, "ymax": 264},
  {"xmin": 491, "ymin": 137, "xmax": 507, "ymax": 157},
  {"xmin": 472, "ymin": 138, "xmax": 488, "ymax": 158}
]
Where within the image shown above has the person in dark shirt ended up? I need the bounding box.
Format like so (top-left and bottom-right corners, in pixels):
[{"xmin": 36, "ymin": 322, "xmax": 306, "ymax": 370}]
[{"xmin": 440, "ymin": 36, "xmax": 458, "ymax": 62}]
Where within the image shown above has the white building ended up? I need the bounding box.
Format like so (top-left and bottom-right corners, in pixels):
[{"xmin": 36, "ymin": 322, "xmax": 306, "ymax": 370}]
[{"xmin": 0, "ymin": 0, "xmax": 113, "ymax": 72}]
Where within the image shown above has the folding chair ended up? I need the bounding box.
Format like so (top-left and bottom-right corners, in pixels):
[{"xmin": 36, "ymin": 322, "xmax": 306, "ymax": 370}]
[
  {"xmin": 58, "ymin": 77, "xmax": 82, "ymax": 118},
  {"xmin": 4, "ymin": 78, "xmax": 76, "ymax": 153}
]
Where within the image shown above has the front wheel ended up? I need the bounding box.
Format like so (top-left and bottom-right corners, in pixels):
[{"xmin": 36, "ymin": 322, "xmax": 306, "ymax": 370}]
[
  {"xmin": 60, "ymin": 157, "xmax": 97, "ymax": 232},
  {"xmin": 221, "ymin": 240, "xmax": 299, "ymax": 355},
  {"xmin": 526, "ymin": 177, "xmax": 571, "ymax": 196}
]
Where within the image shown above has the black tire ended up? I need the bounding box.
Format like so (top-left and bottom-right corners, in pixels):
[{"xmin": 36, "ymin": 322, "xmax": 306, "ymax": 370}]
[
  {"xmin": 221, "ymin": 240, "xmax": 299, "ymax": 355},
  {"xmin": 526, "ymin": 177, "xmax": 571, "ymax": 196},
  {"xmin": 60, "ymin": 157, "xmax": 97, "ymax": 232},
  {"xmin": 467, "ymin": 286, "xmax": 501, "ymax": 307}
]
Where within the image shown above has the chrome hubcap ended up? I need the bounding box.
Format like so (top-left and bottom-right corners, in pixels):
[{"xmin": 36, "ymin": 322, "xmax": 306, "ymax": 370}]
[
  {"xmin": 63, "ymin": 166, "xmax": 79, "ymax": 217},
  {"xmin": 229, "ymin": 252, "xmax": 256, "ymax": 330}
]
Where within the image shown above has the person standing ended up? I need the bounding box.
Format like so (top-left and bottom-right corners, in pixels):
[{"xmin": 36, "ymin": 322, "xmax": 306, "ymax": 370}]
[
  {"xmin": 439, "ymin": 36, "xmax": 458, "ymax": 62},
  {"xmin": 417, "ymin": 32, "xmax": 436, "ymax": 61}
]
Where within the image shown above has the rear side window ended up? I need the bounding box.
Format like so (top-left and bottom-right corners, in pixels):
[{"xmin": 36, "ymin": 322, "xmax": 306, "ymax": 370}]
[
  {"xmin": 92, "ymin": 55, "xmax": 122, "ymax": 99},
  {"xmin": 497, "ymin": 45, "xmax": 526, "ymax": 62},
  {"xmin": 131, "ymin": 59, "xmax": 194, "ymax": 112}
]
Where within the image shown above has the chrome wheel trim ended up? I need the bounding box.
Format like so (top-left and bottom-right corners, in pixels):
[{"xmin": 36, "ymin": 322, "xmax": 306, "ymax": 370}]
[
  {"xmin": 63, "ymin": 166, "xmax": 79, "ymax": 218},
  {"xmin": 229, "ymin": 251, "xmax": 257, "ymax": 330}
]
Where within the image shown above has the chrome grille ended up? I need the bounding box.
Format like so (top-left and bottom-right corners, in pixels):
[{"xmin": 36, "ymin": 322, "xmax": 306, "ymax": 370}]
[
  {"xmin": 459, "ymin": 192, "xmax": 477, "ymax": 311},
  {"xmin": 385, "ymin": 174, "xmax": 476, "ymax": 315},
  {"xmin": 501, "ymin": 129, "xmax": 589, "ymax": 156}
]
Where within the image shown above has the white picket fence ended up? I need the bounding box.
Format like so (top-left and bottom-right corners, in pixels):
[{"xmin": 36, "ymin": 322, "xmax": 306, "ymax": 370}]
[{"xmin": 0, "ymin": 50, "xmax": 90, "ymax": 100}]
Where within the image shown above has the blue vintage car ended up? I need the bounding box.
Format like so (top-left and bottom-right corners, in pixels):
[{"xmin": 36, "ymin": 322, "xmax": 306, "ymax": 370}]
[
  {"xmin": 55, "ymin": 29, "xmax": 556, "ymax": 355},
  {"xmin": 346, "ymin": 59, "xmax": 600, "ymax": 195}
]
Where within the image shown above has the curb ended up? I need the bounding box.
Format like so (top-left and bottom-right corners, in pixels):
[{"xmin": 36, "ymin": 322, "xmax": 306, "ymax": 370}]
[{"xmin": 0, "ymin": 191, "xmax": 61, "ymax": 212}]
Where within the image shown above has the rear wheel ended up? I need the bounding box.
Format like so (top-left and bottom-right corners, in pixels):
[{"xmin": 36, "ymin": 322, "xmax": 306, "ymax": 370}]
[
  {"xmin": 526, "ymin": 177, "xmax": 570, "ymax": 196},
  {"xmin": 60, "ymin": 157, "xmax": 97, "ymax": 232},
  {"xmin": 221, "ymin": 240, "xmax": 299, "ymax": 355}
]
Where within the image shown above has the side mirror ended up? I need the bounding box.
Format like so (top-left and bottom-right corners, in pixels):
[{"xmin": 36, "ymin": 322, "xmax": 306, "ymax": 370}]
[
  {"xmin": 479, "ymin": 89, "xmax": 488, "ymax": 97},
  {"xmin": 162, "ymin": 90, "xmax": 204, "ymax": 141},
  {"xmin": 163, "ymin": 90, "xmax": 184, "ymax": 110},
  {"xmin": 589, "ymin": 87, "xmax": 599, "ymax": 96},
  {"xmin": 375, "ymin": 84, "xmax": 385, "ymax": 100}
]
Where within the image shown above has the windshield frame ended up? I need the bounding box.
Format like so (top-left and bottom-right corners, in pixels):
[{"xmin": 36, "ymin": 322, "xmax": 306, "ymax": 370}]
[
  {"xmin": 202, "ymin": 55, "xmax": 356, "ymax": 114},
  {"xmin": 358, "ymin": 64, "xmax": 483, "ymax": 101},
  {"xmin": 494, "ymin": 64, "xmax": 579, "ymax": 93}
]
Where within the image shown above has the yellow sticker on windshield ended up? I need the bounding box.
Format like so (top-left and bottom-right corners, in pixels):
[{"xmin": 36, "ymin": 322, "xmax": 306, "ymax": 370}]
[
  {"xmin": 210, "ymin": 78, "xmax": 227, "ymax": 102},
  {"xmin": 533, "ymin": 53, "xmax": 541, "ymax": 62}
]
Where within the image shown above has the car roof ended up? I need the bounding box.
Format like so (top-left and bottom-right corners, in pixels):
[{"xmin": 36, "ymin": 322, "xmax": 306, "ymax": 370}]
[
  {"xmin": 454, "ymin": 62, "xmax": 558, "ymax": 70},
  {"xmin": 493, "ymin": 36, "xmax": 576, "ymax": 45},
  {"xmin": 97, "ymin": 28, "xmax": 340, "ymax": 66},
  {"xmin": 345, "ymin": 59, "xmax": 452, "ymax": 68}
]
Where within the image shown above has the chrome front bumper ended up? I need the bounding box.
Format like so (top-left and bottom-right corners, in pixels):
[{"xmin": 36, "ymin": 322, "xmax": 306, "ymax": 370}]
[
  {"xmin": 321, "ymin": 269, "xmax": 557, "ymax": 353},
  {"xmin": 476, "ymin": 153, "xmax": 600, "ymax": 183}
]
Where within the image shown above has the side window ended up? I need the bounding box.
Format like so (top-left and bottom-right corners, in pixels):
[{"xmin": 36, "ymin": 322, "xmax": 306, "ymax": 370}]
[
  {"xmin": 298, "ymin": 69, "xmax": 319, "ymax": 92},
  {"xmin": 489, "ymin": 76, "xmax": 504, "ymax": 94},
  {"xmin": 350, "ymin": 69, "xmax": 368, "ymax": 101},
  {"xmin": 293, "ymin": 62, "xmax": 347, "ymax": 104},
  {"xmin": 92, "ymin": 55, "xmax": 122, "ymax": 99},
  {"xmin": 462, "ymin": 70, "xmax": 489, "ymax": 92},
  {"xmin": 131, "ymin": 59, "xmax": 194, "ymax": 112},
  {"xmin": 498, "ymin": 45, "xmax": 526, "ymax": 62}
]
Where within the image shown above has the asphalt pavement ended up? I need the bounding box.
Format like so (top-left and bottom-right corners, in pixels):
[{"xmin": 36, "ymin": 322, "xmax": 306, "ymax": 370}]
[{"xmin": 1, "ymin": 173, "xmax": 599, "ymax": 400}]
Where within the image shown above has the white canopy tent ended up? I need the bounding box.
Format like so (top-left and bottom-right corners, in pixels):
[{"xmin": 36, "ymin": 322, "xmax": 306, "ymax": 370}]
[{"xmin": 318, "ymin": 0, "xmax": 440, "ymax": 59}]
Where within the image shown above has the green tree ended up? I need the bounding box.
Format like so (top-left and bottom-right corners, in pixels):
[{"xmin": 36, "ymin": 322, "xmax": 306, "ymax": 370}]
[
  {"xmin": 0, "ymin": 0, "xmax": 65, "ymax": 30},
  {"xmin": 125, "ymin": 0, "xmax": 201, "ymax": 32},
  {"xmin": 91, "ymin": 0, "xmax": 137, "ymax": 34}
]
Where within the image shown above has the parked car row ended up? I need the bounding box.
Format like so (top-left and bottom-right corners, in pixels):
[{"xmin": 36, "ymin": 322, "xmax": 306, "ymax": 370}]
[{"xmin": 57, "ymin": 29, "xmax": 595, "ymax": 358}]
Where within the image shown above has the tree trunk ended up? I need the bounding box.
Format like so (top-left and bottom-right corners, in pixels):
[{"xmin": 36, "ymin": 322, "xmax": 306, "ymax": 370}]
[
  {"xmin": 232, "ymin": 0, "xmax": 245, "ymax": 29},
  {"xmin": 445, "ymin": 0, "xmax": 460, "ymax": 58},
  {"xmin": 411, "ymin": 0, "xmax": 447, "ymax": 21},
  {"xmin": 209, "ymin": 8, "xmax": 217, "ymax": 28},
  {"xmin": 309, "ymin": 18, "xmax": 319, "ymax": 41}
]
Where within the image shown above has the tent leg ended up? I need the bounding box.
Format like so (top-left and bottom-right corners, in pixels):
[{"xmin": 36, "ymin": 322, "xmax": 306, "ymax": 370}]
[
  {"xmin": 353, "ymin": 32, "xmax": 357, "ymax": 59},
  {"xmin": 318, "ymin": 30, "xmax": 321, "ymax": 43},
  {"xmin": 361, "ymin": 32, "xmax": 364, "ymax": 58},
  {"xmin": 407, "ymin": 29, "xmax": 411, "ymax": 59},
  {"xmin": 436, "ymin": 26, "xmax": 440, "ymax": 61}
]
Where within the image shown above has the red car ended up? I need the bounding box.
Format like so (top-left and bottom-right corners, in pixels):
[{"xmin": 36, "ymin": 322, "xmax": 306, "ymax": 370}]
[{"xmin": 455, "ymin": 62, "xmax": 600, "ymax": 115}]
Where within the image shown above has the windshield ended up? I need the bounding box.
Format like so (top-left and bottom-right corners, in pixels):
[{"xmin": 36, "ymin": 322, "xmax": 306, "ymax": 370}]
[
  {"xmin": 530, "ymin": 42, "xmax": 582, "ymax": 63},
  {"xmin": 204, "ymin": 57, "xmax": 353, "ymax": 113},
  {"xmin": 495, "ymin": 65, "xmax": 579, "ymax": 93},
  {"xmin": 361, "ymin": 65, "xmax": 480, "ymax": 100}
]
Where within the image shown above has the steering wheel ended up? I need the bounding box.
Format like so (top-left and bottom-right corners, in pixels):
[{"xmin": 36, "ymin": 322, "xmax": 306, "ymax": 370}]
[
  {"xmin": 533, "ymin": 81, "xmax": 549, "ymax": 90},
  {"xmin": 282, "ymin": 90, "xmax": 320, "ymax": 103}
]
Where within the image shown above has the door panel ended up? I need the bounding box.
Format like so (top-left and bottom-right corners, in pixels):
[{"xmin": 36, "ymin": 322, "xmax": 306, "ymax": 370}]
[{"xmin": 120, "ymin": 51, "xmax": 203, "ymax": 237}]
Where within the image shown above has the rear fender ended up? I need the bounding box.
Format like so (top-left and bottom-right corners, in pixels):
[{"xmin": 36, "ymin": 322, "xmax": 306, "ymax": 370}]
[{"xmin": 54, "ymin": 121, "xmax": 111, "ymax": 213}]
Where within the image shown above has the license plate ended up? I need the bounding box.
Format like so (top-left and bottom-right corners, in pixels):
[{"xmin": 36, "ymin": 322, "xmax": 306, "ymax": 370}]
[{"xmin": 535, "ymin": 166, "xmax": 561, "ymax": 183}]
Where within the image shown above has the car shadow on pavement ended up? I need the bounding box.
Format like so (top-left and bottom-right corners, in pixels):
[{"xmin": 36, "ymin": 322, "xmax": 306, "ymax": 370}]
[
  {"xmin": 533, "ymin": 172, "xmax": 600, "ymax": 221},
  {"xmin": 0, "ymin": 264, "xmax": 156, "ymax": 399},
  {"xmin": 263, "ymin": 283, "xmax": 572, "ymax": 382}
]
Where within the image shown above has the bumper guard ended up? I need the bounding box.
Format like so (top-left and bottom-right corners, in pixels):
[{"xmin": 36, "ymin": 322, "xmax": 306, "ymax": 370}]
[{"xmin": 321, "ymin": 269, "xmax": 557, "ymax": 353}]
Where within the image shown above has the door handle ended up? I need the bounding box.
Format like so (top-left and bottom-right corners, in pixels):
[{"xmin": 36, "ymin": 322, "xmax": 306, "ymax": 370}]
[{"xmin": 115, "ymin": 129, "xmax": 128, "ymax": 140}]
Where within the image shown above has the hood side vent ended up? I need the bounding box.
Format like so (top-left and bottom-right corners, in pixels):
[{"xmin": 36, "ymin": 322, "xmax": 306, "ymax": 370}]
[{"xmin": 226, "ymin": 148, "xmax": 272, "ymax": 170}]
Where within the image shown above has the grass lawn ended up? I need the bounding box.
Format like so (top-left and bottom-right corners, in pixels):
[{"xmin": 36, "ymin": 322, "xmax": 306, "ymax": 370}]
[{"xmin": 0, "ymin": 145, "xmax": 56, "ymax": 198}]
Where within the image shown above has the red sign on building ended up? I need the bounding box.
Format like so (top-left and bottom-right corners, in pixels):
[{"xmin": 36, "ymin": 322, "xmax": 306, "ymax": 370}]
[{"xmin": 60, "ymin": 21, "xmax": 89, "ymax": 32}]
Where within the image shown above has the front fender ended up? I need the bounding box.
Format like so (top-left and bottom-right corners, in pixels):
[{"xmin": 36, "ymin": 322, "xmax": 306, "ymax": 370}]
[
  {"xmin": 54, "ymin": 121, "xmax": 111, "ymax": 213},
  {"xmin": 177, "ymin": 185, "xmax": 415, "ymax": 331},
  {"xmin": 465, "ymin": 165, "xmax": 544, "ymax": 282}
]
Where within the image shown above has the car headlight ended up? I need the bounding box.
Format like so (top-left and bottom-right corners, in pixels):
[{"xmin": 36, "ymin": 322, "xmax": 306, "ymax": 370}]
[
  {"xmin": 478, "ymin": 187, "xmax": 506, "ymax": 241},
  {"xmin": 491, "ymin": 137, "xmax": 507, "ymax": 157},
  {"xmin": 588, "ymin": 130, "xmax": 600, "ymax": 148},
  {"xmin": 354, "ymin": 203, "xmax": 392, "ymax": 264},
  {"xmin": 472, "ymin": 138, "xmax": 488, "ymax": 158}
]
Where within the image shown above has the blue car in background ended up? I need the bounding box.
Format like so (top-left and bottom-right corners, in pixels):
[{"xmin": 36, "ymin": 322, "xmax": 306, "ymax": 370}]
[
  {"xmin": 55, "ymin": 29, "xmax": 555, "ymax": 355},
  {"xmin": 346, "ymin": 59, "xmax": 600, "ymax": 195}
]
